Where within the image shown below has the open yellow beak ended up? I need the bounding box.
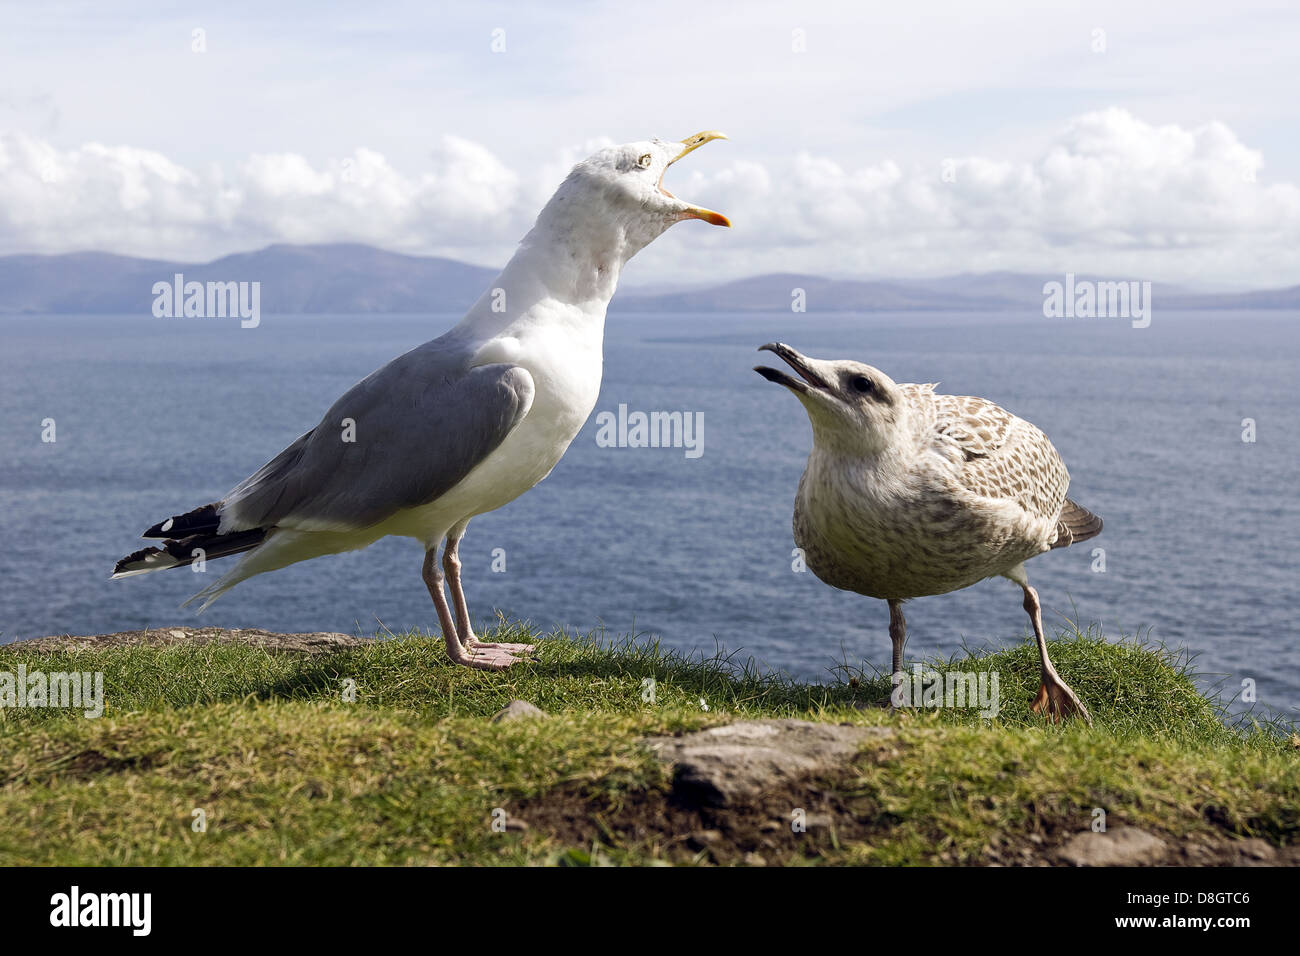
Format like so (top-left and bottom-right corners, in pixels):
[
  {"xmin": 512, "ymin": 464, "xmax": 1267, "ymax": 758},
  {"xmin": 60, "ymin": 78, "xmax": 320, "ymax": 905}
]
[
  {"xmin": 676, "ymin": 130, "xmax": 728, "ymax": 160},
  {"xmin": 666, "ymin": 130, "xmax": 730, "ymax": 227}
]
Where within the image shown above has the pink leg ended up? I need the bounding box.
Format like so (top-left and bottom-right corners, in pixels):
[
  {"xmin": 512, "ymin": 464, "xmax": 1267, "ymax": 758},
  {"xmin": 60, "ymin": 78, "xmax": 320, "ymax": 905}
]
[
  {"xmin": 1023, "ymin": 584, "xmax": 1091, "ymax": 725},
  {"xmin": 422, "ymin": 548, "xmax": 526, "ymax": 671},
  {"xmin": 888, "ymin": 599, "xmax": 906, "ymax": 678},
  {"xmin": 441, "ymin": 535, "xmax": 535, "ymax": 657},
  {"xmin": 886, "ymin": 599, "xmax": 907, "ymax": 710}
]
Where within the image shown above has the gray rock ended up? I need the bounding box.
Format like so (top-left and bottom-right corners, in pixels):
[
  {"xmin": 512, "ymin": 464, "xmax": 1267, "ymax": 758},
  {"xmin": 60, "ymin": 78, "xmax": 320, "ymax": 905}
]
[
  {"xmin": 1233, "ymin": 838, "xmax": 1277, "ymax": 862},
  {"xmin": 491, "ymin": 699, "xmax": 547, "ymax": 723},
  {"xmin": 1057, "ymin": 828, "xmax": 1169, "ymax": 867},
  {"xmin": 643, "ymin": 719, "xmax": 894, "ymax": 807}
]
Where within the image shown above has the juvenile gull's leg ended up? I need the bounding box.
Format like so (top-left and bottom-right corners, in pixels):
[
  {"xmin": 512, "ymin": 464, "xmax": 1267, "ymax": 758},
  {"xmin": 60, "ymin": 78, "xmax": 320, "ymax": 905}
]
[
  {"xmin": 1022, "ymin": 584, "xmax": 1091, "ymax": 725},
  {"xmin": 423, "ymin": 548, "xmax": 524, "ymax": 671},
  {"xmin": 442, "ymin": 531, "xmax": 535, "ymax": 656},
  {"xmin": 886, "ymin": 599, "xmax": 907, "ymax": 710},
  {"xmin": 888, "ymin": 599, "xmax": 907, "ymax": 678}
]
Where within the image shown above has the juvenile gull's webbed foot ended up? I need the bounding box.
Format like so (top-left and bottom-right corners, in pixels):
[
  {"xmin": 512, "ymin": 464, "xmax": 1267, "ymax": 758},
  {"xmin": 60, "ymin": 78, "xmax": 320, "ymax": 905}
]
[{"xmin": 1031, "ymin": 670, "xmax": 1092, "ymax": 725}]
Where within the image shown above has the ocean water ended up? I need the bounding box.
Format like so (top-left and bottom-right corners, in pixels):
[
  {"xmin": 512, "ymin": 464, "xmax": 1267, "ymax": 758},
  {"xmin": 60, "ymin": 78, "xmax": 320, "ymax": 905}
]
[{"xmin": 1, "ymin": 310, "xmax": 1297, "ymax": 714}]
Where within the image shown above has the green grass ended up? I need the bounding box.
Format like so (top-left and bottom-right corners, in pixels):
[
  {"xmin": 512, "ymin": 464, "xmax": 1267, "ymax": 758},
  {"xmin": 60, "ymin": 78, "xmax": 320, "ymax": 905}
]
[{"xmin": 1, "ymin": 619, "xmax": 1295, "ymax": 865}]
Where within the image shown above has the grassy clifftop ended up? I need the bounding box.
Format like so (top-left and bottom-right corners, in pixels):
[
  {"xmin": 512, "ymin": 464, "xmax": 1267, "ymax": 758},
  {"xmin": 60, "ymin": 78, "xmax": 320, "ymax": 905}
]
[{"xmin": 0, "ymin": 622, "xmax": 1295, "ymax": 866}]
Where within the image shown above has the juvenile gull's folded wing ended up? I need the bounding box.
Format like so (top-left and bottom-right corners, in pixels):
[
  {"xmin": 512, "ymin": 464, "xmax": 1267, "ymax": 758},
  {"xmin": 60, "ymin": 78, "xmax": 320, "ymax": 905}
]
[
  {"xmin": 926, "ymin": 391, "xmax": 1016, "ymax": 459},
  {"xmin": 928, "ymin": 392, "xmax": 1069, "ymax": 524}
]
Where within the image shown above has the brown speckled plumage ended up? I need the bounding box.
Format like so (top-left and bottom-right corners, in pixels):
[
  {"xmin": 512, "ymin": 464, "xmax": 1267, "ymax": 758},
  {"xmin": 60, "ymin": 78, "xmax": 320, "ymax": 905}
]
[
  {"xmin": 793, "ymin": 383, "xmax": 1081, "ymax": 601},
  {"xmin": 755, "ymin": 343, "xmax": 1101, "ymax": 723}
]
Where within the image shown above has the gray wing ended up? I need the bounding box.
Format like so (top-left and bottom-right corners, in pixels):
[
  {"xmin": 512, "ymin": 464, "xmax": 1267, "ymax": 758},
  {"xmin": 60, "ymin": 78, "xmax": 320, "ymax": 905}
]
[{"xmin": 219, "ymin": 342, "xmax": 535, "ymax": 533}]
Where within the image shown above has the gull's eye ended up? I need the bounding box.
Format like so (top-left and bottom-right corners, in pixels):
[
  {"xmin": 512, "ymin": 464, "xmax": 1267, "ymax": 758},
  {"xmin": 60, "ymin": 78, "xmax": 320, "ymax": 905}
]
[
  {"xmin": 850, "ymin": 374, "xmax": 874, "ymax": 395},
  {"xmin": 637, "ymin": 153, "xmax": 653, "ymax": 169}
]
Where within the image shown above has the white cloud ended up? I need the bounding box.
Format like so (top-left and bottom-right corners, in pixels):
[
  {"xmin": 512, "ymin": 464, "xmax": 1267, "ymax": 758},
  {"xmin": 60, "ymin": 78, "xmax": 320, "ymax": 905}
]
[
  {"xmin": 2, "ymin": 109, "xmax": 1299, "ymax": 287},
  {"xmin": 232, "ymin": 138, "xmax": 522, "ymax": 253},
  {"xmin": 658, "ymin": 108, "xmax": 1300, "ymax": 286},
  {"xmin": 703, "ymin": 108, "xmax": 1300, "ymax": 241},
  {"xmin": 0, "ymin": 133, "xmax": 211, "ymax": 256},
  {"xmin": 0, "ymin": 130, "xmax": 524, "ymax": 263}
]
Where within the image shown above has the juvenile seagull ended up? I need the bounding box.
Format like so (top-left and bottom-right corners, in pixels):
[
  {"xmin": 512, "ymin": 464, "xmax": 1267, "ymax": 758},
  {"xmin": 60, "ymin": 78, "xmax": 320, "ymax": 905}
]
[
  {"xmin": 112, "ymin": 132, "xmax": 730, "ymax": 670},
  {"xmin": 754, "ymin": 343, "xmax": 1101, "ymax": 722}
]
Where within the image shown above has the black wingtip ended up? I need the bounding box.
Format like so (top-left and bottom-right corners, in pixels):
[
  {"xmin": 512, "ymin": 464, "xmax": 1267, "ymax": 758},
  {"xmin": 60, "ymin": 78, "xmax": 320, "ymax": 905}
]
[
  {"xmin": 114, "ymin": 546, "xmax": 151, "ymax": 574},
  {"xmin": 112, "ymin": 544, "xmax": 174, "ymax": 577},
  {"xmin": 115, "ymin": 527, "xmax": 268, "ymax": 577},
  {"xmin": 143, "ymin": 502, "xmax": 221, "ymax": 539}
]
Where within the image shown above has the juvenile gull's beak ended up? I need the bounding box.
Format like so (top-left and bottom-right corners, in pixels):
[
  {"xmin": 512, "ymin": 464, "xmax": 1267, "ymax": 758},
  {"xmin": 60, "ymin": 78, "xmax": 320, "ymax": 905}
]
[
  {"xmin": 754, "ymin": 342, "xmax": 831, "ymax": 394},
  {"xmin": 663, "ymin": 131, "xmax": 731, "ymax": 227}
]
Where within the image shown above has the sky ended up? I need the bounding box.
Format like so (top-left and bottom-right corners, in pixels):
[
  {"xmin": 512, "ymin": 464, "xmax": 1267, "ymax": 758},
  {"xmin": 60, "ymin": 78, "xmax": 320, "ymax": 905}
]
[{"xmin": 1, "ymin": 0, "xmax": 1299, "ymax": 288}]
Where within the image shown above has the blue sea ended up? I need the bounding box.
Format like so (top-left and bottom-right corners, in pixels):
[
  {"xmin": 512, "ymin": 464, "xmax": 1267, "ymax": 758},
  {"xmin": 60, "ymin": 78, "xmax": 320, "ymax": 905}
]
[{"xmin": 1, "ymin": 309, "xmax": 1297, "ymax": 715}]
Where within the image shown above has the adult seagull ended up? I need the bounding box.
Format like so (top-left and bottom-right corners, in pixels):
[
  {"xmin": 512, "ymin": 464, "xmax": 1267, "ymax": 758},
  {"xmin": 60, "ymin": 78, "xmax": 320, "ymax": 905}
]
[{"xmin": 113, "ymin": 132, "xmax": 730, "ymax": 670}]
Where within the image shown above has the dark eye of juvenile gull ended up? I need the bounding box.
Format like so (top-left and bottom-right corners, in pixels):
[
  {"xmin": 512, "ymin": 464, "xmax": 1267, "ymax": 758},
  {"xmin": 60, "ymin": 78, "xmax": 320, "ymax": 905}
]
[{"xmin": 850, "ymin": 374, "xmax": 874, "ymax": 395}]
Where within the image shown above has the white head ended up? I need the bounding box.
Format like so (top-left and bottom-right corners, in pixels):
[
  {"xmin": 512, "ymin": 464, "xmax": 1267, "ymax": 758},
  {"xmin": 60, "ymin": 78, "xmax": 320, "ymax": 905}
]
[
  {"xmin": 530, "ymin": 132, "xmax": 731, "ymax": 266},
  {"xmin": 754, "ymin": 342, "xmax": 910, "ymax": 457}
]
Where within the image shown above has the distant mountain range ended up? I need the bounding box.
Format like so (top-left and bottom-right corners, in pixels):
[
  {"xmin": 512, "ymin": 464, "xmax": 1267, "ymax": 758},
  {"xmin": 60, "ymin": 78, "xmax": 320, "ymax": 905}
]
[
  {"xmin": 0, "ymin": 244, "xmax": 497, "ymax": 315},
  {"xmin": 1, "ymin": 243, "xmax": 1296, "ymax": 314}
]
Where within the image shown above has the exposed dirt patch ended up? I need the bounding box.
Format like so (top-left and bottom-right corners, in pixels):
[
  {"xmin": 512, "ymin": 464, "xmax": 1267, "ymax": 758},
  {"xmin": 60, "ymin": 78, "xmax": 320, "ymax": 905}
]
[
  {"xmin": 516, "ymin": 719, "xmax": 906, "ymax": 864},
  {"xmin": 516, "ymin": 775, "xmax": 884, "ymax": 865},
  {"xmin": 4, "ymin": 627, "xmax": 369, "ymax": 656},
  {"xmin": 62, "ymin": 748, "xmax": 162, "ymax": 778},
  {"xmin": 517, "ymin": 775, "xmax": 1300, "ymax": 867}
]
